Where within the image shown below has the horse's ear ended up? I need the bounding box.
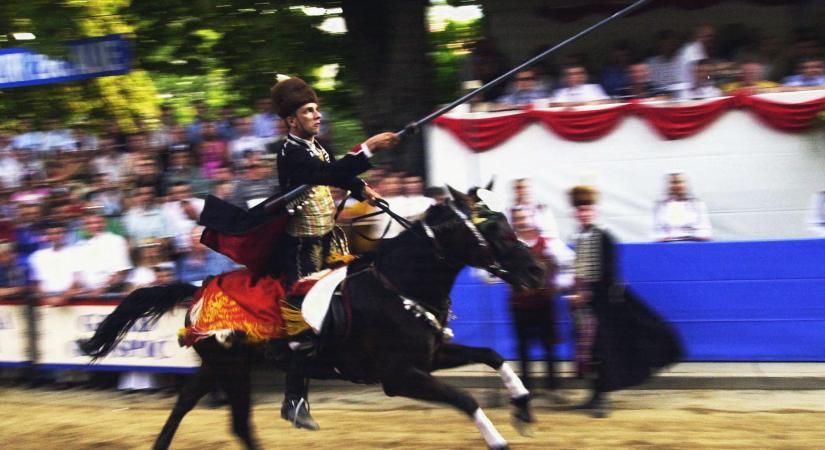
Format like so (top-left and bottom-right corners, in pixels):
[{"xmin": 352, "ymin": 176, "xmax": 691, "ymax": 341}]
[
  {"xmin": 485, "ymin": 177, "xmax": 495, "ymax": 191},
  {"xmin": 445, "ymin": 184, "xmax": 471, "ymax": 209}
]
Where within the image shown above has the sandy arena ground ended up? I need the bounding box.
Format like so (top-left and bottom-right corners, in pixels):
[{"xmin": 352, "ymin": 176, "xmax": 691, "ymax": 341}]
[{"xmin": 1, "ymin": 385, "xmax": 823, "ymax": 449}]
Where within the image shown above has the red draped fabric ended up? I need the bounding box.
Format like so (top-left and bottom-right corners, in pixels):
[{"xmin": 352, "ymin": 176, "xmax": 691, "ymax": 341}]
[
  {"xmin": 531, "ymin": 104, "xmax": 629, "ymax": 142},
  {"xmin": 738, "ymin": 94, "xmax": 825, "ymax": 132},
  {"xmin": 631, "ymin": 97, "xmax": 735, "ymax": 140},
  {"xmin": 434, "ymin": 112, "xmax": 532, "ymax": 151},
  {"xmin": 432, "ymin": 93, "xmax": 825, "ymax": 152}
]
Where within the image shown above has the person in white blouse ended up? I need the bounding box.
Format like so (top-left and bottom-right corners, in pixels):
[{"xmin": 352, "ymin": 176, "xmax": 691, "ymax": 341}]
[
  {"xmin": 551, "ymin": 64, "xmax": 610, "ymax": 107},
  {"xmin": 653, "ymin": 173, "xmax": 712, "ymax": 242}
]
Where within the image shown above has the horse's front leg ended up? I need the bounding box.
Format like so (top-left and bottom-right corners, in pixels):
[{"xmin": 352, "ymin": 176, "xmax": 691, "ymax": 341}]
[
  {"xmin": 382, "ymin": 366, "xmax": 509, "ymax": 450},
  {"xmin": 433, "ymin": 343, "xmax": 533, "ymax": 433}
]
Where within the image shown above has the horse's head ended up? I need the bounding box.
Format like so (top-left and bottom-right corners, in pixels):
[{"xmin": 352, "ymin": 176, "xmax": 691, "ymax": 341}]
[{"xmin": 421, "ymin": 184, "xmax": 545, "ymax": 290}]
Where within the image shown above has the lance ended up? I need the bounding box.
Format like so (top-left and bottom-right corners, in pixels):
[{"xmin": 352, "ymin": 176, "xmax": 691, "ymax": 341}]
[{"xmin": 266, "ymin": 0, "xmax": 651, "ymax": 213}]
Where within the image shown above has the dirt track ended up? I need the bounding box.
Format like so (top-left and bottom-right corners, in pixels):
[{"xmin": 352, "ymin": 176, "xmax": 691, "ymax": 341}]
[{"xmin": 1, "ymin": 386, "xmax": 823, "ymax": 449}]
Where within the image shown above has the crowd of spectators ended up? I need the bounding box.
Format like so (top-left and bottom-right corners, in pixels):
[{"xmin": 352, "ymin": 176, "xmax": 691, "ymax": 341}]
[{"xmin": 464, "ymin": 25, "xmax": 825, "ymax": 110}]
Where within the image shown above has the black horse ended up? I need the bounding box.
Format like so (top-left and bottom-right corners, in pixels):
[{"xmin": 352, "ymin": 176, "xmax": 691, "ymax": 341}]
[{"xmin": 80, "ymin": 186, "xmax": 545, "ymax": 449}]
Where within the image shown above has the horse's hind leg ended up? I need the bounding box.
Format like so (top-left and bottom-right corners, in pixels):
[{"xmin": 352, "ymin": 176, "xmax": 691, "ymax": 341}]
[
  {"xmin": 153, "ymin": 365, "xmax": 215, "ymax": 450},
  {"xmin": 433, "ymin": 343, "xmax": 533, "ymax": 431},
  {"xmin": 382, "ymin": 366, "xmax": 508, "ymax": 449},
  {"xmin": 215, "ymin": 358, "xmax": 259, "ymax": 450}
]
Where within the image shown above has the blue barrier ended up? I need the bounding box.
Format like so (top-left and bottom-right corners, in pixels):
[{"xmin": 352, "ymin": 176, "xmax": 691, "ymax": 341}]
[{"xmin": 448, "ymin": 239, "xmax": 825, "ymax": 362}]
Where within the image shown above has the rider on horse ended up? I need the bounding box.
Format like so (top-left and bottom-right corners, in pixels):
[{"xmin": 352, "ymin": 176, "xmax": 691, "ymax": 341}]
[{"xmin": 270, "ymin": 77, "xmax": 400, "ymax": 429}]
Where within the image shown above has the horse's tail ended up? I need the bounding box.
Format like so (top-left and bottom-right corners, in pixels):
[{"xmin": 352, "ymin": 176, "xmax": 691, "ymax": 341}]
[{"xmin": 79, "ymin": 282, "xmax": 198, "ymax": 360}]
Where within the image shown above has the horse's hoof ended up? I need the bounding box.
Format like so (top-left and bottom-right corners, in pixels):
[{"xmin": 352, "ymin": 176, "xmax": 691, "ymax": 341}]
[
  {"xmin": 511, "ymin": 394, "xmax": 534, "ymax": 424},
  {"xmin": 489, "ymin": 443, "xmax": 509, "ymax": 450},
  {"xmin": 512, "ymin": 417, "xmax": 534, "ymax": 438}
]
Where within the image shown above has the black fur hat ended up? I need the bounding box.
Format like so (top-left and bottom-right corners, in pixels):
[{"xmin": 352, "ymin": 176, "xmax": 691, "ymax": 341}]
[
  {"xmin": 270, "ymin": 77, "xmax": 319, "ymax": 118},
  {"xmin": 569, "ymin": 185, "xmax": 599, "ymax": 207}
]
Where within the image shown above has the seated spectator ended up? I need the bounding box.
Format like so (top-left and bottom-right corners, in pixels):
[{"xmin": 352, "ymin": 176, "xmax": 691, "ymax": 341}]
[
  {"xmin": 162, "ymin": 181, "xmax": 205, "ymax": 255},
  {"xmin": 613, "ymin": 62, "xmax": 669, "ymax": 100},
  {"xmin": 12, "ymin": 201, "xmax": 47, "ymax": 261},
  {"xmin": 229, "ymin": 117, "xmax": 267, "ymax": 164},
  {"xmin": 91, "ymin": 137, "xmax": 125, "ymax": 183},
  {"xmin": 74, "ymin": 211, "xmax": 133, "ymax": 295},
  {"xmin": 782, "ymin": 57, "xmax": 825, "ymax": 88},
  {"xmin": 216, "ymin": 105, "xmax": 237, "ymax": 141},
  {"xmin": 0, "ymin": 241, "xmax": 28, "ymax": 298},
  {"xmin": 678, "ymin": 59, "xmax": 722, "ymax": 100},
  {"xmin": 423, "ymin": 186, "xmax": 448, "ymax": 205},
  {"xmin": 0, "ymin": 136, "xmax": 23, "ymax": 189},
  {"xmin": 177, "ymin": 226, "xmax": 239, "ymax": 285},
  {"xmin": 162, "ymin": 149, "xmax": 210, "ymax": 198},
  {"xmin": 600, "ymin": 40, "xmax": 634, "ymax": 97},
  {"xmin": 186, "ymin": 100, "xmax": 208, "ymax": 145},
  {"xmin": 28, "ymin": 221, "xmax": 81, "ymax": 306},
  {"xmin": 550, "ymin": 64, "xmax": 609, "ymax": 107},
  {"xmin": 122, "ymin": 183, "xmax": 173, "ymax": 246},
  {"xmin": 646, "ymin": 29, "xmax": 682, "ymax": 94},
  {"xmin": 127, "ymin": 239, "xmax": 170, "ymax": 291},
  {"xmin": 722, "ymin": 61, "xmax": 781, "ymax": 94},
  {"xmin": 399, "ymin": 175, "xmax": 435, "ymax": 214},
  {"xmin": 496, "ymin": 68, "xmax": 551, "ymax": 106},
  {"xmin": 87, "ymin": 173, "xmax": 123, "ymax": 217},
  {"xmin": 653, "ymin": 173, "xmax": 712, "ymax": 242},
  {"xmin": 232, "ymin": 159, "xmax": 278, "ymax": 208},
  {"xmin": 198, "ymin": 122, "xmax": 230, "ymax": 179},
  {"xmin": 807, "ymin": 190, "xmax": 825, "ymax": 238},
  {"xmin": 253, "ymin": 98, "xmax": 280, "ymax": 142}
]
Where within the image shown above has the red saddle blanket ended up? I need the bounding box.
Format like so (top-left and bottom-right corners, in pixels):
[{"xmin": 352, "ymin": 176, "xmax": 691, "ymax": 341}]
[{"xmin": 179, "ymin": 269, "xmax": 319, "ymax": 347}]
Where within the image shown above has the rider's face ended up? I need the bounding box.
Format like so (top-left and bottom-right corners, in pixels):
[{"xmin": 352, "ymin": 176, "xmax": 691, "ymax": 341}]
[{"xmin": 288, "ymin": 103, "xmax": 322, "ymax": 138}]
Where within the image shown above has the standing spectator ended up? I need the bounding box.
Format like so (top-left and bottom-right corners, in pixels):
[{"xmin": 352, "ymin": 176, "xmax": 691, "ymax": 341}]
[
  {"xmin": 162, "ymin": 181, "xmax": 205, "ymax": 255},
  {"xmin": 807, "ymin": 190, "xmax": 825, "ymax": 238},
  {"xmin": 675, "ymin": 25, "xmax": 715, "ymax": 88},
  {"xmin": 721, "ymin": 61, "xmax": 781, "ymax": 94},
  {"xmin": 653, "ymin": 173, "xmax": 712, "ymax": 242},
  {"xmin": 551, "ymin": 64, "xmax": 609, "ymax": 107},
  {"xmin": 229, "ymin": 116, "xmax": 267, "ymax": 164},
  {"xmin": 28, "ymin": 221, "xmax": 81, "ymax": 306},
  {"xmin": 0, "ymin": 241, "xmax": 28, "ymax": 298},
  {"xmin": 177, "ymin": 226, "xmax": 239, "ymax": 285},
  {"xmin": 508, "ymin": 207, "xmax": 563, "ymax": 397},
  {"xmin": 198, "ymin": 122, "xmax": 230, "ymax": 179},
  {"xmin": 496, "ymin": 68, "xmax": 551, "ymax": 106},
  {"xmin": 74, "ymin": 211, "xmax": 133, "ymax": 295},
  {"xmin": 252, "ymin": 98, "xmax": 279, "ymax": 142},
  {"xmin": 186, "ymin": 100, "xmax": 209, "ymax": 145},
  {"xmin": 782, "ymin": 57, "xmax": 825, "ymax": 88},
  {"xmin": 646, "ymin": 30, "xmax": 682, "ymax": 94},
  {"xmin": 568, "ymin": 185, "xmax": 682, "ymax": 418},
  {"xmin": 678, "ymin": 59, "xmax": 722, "ymax": 100}
]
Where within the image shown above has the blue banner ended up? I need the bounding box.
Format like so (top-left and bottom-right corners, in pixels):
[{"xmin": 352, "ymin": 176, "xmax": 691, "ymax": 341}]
[{"xmin": 0, "ymin": 34, "xmax": 131, "ymax": 89}]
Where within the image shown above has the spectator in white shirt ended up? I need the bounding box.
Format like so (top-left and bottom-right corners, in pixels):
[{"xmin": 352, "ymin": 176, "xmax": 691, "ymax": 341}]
[
  {"xmin": 122, "ymin": 183, "xmax": 173, "ymax": 246},
  {"xmin": 653, "ymin": 173, "xmax": 712, "ymax": 242},
  {"xmin": 0, "ymin": 143, "xmax": 23, "ymax": 189},
  {"xmin": 675, "ymin": 25, "xmax": 715, "ymax": 88},
  {"xmin": 551, "ymin": 64, "xmax": 609, "ymax": 107},
  {"xmin": 162, "ymin": 181, "xmax": 205, "ymax": 254},
  {"xmin": 75, "ymin": 212, "xmax": 133, "ymax": 295},
  {"xmin": 678, "ymin": 59, "xmax": 722, "ymax": 100},
  {"xmin": 28, "ymin": 221, "xmax": 82, "ymax": 306}
]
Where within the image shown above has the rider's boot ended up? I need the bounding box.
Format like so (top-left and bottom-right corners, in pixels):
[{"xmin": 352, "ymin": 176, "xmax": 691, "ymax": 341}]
[{"xmin": 280, "ymin": 338, "xmax": 320, "ymax": 430}]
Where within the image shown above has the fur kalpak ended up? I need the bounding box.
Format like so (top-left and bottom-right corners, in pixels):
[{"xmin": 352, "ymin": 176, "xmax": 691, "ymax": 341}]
[
  {"xmin": 271, "ymin": 77, "xmax": 319, "ymax": 118},
  {"xmin": 569, "ymin": 185, "xmax": 598, "ymax": 207}
]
